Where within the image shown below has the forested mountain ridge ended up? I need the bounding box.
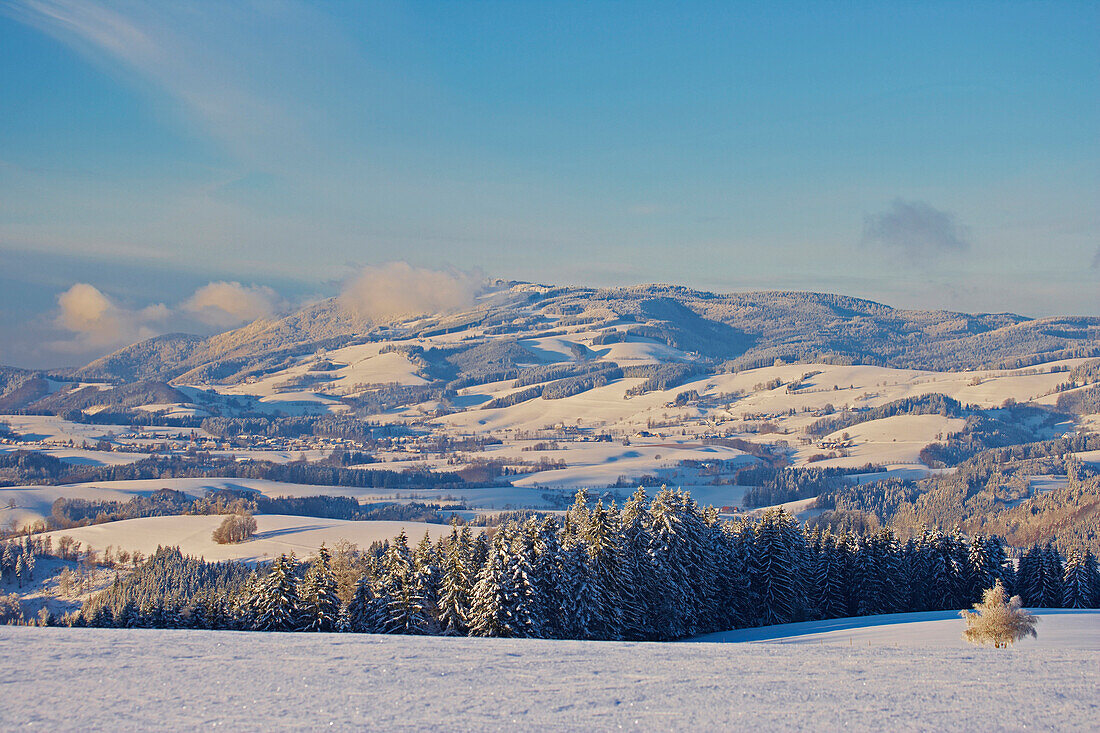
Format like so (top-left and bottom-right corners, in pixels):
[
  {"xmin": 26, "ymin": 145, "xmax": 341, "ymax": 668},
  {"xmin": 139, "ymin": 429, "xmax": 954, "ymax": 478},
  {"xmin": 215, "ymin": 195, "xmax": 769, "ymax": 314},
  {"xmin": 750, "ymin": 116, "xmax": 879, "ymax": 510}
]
[{"xmin": 54, "ymin": 284, "xmax": 1100, "ymax": 389}]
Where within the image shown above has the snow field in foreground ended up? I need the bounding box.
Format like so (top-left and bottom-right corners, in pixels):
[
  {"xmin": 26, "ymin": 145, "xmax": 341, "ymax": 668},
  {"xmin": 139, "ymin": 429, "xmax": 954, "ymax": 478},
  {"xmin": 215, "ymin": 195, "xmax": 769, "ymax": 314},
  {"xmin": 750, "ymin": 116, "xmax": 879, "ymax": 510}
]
[{"xmin": 2, "ymin": 617, "xmax": 1097, "ymax": 732}]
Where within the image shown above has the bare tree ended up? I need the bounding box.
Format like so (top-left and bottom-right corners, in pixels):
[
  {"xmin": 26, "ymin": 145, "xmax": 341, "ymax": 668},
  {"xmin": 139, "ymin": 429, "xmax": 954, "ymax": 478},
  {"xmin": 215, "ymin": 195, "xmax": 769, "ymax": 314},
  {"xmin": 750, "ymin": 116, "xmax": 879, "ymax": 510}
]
[
  {"xmin": 212, "ymin": 513, "xmax": 258, "ymax": 544},
  {"xmin": 962, "ymin": 581, "xmax": 1038, "ymax": 648}
]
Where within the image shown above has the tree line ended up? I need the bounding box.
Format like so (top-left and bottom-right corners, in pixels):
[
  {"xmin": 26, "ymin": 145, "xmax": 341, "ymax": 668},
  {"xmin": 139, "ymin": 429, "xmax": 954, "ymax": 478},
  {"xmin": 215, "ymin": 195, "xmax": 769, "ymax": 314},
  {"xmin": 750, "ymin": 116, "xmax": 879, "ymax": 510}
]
[{"xmin": 67, "ymin": 487, "xmax": 1100, "ymax": 637}]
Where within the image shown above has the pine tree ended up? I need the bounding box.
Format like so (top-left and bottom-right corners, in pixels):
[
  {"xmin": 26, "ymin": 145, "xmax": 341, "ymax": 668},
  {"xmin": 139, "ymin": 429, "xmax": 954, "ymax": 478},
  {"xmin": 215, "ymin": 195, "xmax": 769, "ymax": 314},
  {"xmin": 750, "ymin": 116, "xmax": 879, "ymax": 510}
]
[
  {"xmin": 504, "ymin": 528, "xmax": 544, "ymax": 638},
  {"xmin": 1040, "ymin": 542, "xmax": 1065, "ymax": 608},
  {"xmin": 14, "ymin": 553, "xmax": 26, "ymax": 588},
  {"xmin": 712, "ymin": 521, "xmax": 749, "ymax": 630},
  {"xmin": 412, "ymin": 532, "xmax": 441, "ymax": 635},
  {"xmin": 377, "ymin": 531, "xmax": 431, "ymax": 634},
  {"xmin": 345, "ymin": 574, "xmax": 385, "ymax": 633},
  {"xmin": 468, "ymin": 531, "xmax": 513, "ymax": 637},
  {"xmin": 584, "ymin": 502, "xmax": 626, "ymax": 639},
  {"xmin": 751, "ymin": 509, "xmax": 803, "ymax": 626},
  {"xmin": 1062, "ymin": 547, "xmax": 1100, "ymax": 609},
  {"xmin": 875, "ymin": 529, "xmax": 904, "ymax": 614},
  {"xmin": 854, "ymin": 536, "xmax": 882, "ymax": 617},
  {"xmin": 621, "ymin": 487, "xmax": 656, "ymax": 638},
  {"xmin": 1016, "ymin": 544, "xmax": 1043, "ymax": 607},
  {"xmin": 252, "ymin": 554, "xmax": 300, "ymax": 631},
  {"xmin": 532, "ymin": 516, "xmax": 569, "ymax": 638},
  {"xmin": 299, "ymin": 545, "xmax": 339, "ymax": 632},
  {"xmin": 558, "ymin": 543, "xmax": 599, "ymax": 639},
  {"xmin": 438, "ymin": 526, "xmax": 472, "ymax": 636},
  {"xmin": 813, "ymin": 532, "xmax": 848, "ymax": 619}
]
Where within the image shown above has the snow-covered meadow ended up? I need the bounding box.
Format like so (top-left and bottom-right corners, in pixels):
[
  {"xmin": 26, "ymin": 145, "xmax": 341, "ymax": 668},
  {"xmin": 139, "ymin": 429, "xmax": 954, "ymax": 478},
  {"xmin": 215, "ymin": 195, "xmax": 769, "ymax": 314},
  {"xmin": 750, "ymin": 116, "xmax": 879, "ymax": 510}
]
[
  {"xmin": 36, "ymin": 514, "xmax": 465, "ymax": 563},
  {"xmin": 2, "ymin": 611, "xmax": 1097, "ymax": 731}
]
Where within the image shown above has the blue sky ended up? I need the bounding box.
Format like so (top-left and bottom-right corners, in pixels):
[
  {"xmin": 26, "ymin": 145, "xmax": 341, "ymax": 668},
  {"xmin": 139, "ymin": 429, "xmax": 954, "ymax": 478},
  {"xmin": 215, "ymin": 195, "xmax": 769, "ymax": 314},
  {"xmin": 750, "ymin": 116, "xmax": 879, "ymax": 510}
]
[{"xmin": 0, "ymin": 1, "xmax": 1097, "ymax": 367}]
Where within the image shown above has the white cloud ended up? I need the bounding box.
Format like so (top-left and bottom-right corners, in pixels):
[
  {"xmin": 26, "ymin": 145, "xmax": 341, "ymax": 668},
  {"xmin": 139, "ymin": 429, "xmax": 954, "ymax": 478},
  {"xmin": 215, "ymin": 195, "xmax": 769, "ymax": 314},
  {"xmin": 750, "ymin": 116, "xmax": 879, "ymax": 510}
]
[
  {"xmin": 54, "ymin": 283, "xmax": 168, "ymax": 351},
  {"xmin": 340, "ymin": 262, "xmax": 484, "ymax": 323},
  {"xmin": 184, "ymin": 281, "xmax": 282, "ymax": 328}
]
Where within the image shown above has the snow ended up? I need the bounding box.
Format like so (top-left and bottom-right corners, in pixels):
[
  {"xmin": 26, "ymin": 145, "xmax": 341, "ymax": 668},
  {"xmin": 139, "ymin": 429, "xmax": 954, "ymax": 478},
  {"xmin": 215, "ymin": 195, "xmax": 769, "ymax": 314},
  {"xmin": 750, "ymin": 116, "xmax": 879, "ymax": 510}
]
[
  {"xmin": 694, "ymin": 609, "xmax": 1100, "ymax": 649},
  {"xmin": 0, "ymin": 445, "xmax": 148, "ymax": 467},
  {"xmin": 0, "ymin": 414, "xmax": 185, "ymax": 445},
  {"xmin": 2, "ymin": 616, "xmax": 1097, "ymax": 730},
  {"xmin": 37, "ymin": 514, "xmax": 464, "ymax": 563},
  {"xmin": 209, "ymin": 342, "xmax": 428, "ymax": 403},
  {"xmin": 795, "ymin": 414, "xmax": 966, "ymax": 468},
  {"xmin": 0, "ymin": 482, "xmax": 156, "ymax": 529},
  {"xmin": 507, "ymin": 440, "xmax": 751, "ymax": 489}
]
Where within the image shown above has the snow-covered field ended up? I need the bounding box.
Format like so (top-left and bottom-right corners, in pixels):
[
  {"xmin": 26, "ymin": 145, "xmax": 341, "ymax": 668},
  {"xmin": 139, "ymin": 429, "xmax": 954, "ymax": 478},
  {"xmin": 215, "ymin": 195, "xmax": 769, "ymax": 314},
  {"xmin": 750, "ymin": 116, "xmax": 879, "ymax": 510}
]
[
  {"xmin": 38, "ymin": 514, "xmax": 462, "ymax": 563},
  {"xmin": 2, "ymin": 612, "xmax": 1097, "ymax": 731},
  {"xmin": 694, "ymin": 608, "xmax": 1100, "ymax": 649}
]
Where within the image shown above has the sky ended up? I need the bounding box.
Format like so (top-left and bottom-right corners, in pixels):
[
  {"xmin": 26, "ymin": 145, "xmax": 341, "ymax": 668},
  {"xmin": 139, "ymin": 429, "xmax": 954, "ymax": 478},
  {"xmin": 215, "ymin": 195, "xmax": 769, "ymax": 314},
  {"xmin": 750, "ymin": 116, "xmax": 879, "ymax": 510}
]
[{"xmin": 0, "ymin": 0, "xmax": 1097, "ymax": 368}]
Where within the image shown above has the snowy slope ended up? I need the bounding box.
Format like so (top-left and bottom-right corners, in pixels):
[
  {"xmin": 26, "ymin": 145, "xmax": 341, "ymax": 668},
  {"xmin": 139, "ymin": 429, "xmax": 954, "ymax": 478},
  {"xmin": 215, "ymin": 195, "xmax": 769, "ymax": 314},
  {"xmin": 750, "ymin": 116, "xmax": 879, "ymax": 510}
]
[
  {"xmin": 2, "ymin": 620, "xmax": 1097, "ymax": 731},
  {"xmin": 694, "ymin": 608, "xmax": 1100, "ymax": 649},
  {"xmin": 38, "ymin": 515, "xmax": 464, "ymax": 563}
]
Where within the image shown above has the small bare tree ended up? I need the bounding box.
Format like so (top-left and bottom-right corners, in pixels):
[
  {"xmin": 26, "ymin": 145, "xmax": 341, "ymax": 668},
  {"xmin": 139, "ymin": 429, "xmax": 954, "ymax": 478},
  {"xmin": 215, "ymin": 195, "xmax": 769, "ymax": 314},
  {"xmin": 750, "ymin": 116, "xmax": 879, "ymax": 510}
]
[
  {"xmin": 212, "ymin": 513, "xmax": 258, "ymax": 544},
  {"xmin": 962, "ymin": 581, "xmax": 1038, "ymax": 648}
]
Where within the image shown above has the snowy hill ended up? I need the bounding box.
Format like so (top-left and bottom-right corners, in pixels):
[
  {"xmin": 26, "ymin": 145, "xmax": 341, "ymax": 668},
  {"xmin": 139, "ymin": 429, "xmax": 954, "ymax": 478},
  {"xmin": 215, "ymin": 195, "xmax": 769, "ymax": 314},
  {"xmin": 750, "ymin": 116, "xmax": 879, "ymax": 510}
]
[
  {"xmin": 2, "ymin": 616, "xmax": 1097, "ymax": 730},
  {"xmin": 52, "ymin": 283, "xmax": 1100, "ymax": 390},
  {"xmin": 37, "ymin": 514, "xmax": 467, "ymax": 564}
]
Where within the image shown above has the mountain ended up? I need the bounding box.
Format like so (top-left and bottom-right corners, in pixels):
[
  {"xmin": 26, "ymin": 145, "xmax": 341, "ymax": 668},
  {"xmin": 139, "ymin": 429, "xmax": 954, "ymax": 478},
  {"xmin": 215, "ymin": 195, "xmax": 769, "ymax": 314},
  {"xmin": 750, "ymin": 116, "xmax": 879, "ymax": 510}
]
[{"xmin": 67, "ymin": 283, "xmax": 1100, "ymax": 387}]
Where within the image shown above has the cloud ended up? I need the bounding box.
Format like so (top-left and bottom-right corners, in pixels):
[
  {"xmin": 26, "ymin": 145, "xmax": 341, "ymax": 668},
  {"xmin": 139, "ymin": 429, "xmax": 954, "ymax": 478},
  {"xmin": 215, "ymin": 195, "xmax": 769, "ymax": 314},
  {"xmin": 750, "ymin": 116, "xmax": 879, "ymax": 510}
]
[
  {"xmin": 340, "ymin": 263, "xmax": 484, "ymax": 322},
  {"xmin": 862, "ymin": 199, "xmax": 971, "ymax": 260},
  {"xmin": 1092, "ymin": 246, "xmax": 1100, "ymax": 270},
  {"xmin": 52, "ymin": 279, "xmax": 291, "ymax": 358},
  {"xmin": 2, "ymin": 0, "xmax": 338, "ymax": 165},
  {"xmin": 184, "ymin": 281, "xmax": 282, "ymax": 328},
  {"xmin": 54, "ymin": 283, "xmax": 168, "ymax": 351}
]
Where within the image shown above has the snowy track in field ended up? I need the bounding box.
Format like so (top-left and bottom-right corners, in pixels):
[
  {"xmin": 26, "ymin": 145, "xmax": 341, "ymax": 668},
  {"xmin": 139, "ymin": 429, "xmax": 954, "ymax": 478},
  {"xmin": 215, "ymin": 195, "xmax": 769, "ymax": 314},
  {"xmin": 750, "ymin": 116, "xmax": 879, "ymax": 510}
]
[{"xmin": 2, "ymin": 621, "xmax": 1097, "ymax": 731}]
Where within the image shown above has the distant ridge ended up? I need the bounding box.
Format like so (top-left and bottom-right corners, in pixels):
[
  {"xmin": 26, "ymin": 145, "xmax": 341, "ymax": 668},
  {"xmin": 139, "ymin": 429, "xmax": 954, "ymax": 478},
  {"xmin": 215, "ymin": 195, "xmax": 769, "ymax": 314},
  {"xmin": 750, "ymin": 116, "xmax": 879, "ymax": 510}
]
[{"xmin": 49, "ymin": 284, "xmax": 1100, "ymax": 388}]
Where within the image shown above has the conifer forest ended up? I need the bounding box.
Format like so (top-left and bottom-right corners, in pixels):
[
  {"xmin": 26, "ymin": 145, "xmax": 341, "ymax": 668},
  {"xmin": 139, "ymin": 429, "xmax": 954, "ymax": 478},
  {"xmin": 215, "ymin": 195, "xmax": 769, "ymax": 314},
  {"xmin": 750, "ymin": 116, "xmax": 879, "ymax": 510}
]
[{"xmin": 9, "ymin": 487, "xmax": 1091, "ymax": 639}]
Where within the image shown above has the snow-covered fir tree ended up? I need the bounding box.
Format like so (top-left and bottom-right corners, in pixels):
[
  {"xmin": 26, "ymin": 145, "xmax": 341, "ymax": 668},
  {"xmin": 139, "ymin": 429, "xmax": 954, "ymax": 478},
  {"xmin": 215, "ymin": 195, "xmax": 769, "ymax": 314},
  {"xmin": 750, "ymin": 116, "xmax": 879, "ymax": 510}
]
[
  {"xmin": 1062, "ymin": 547, "xmax": 1100, "ymax": 609},
  {"xmin": 252, "ymin": 554, "xmax": 300, "ymax": 631},
  {"xmin": 299, "ymin": 545, "xmax": 340, "ymax": 632},
  {"xmin": 468, "ymin": 530, "xmax": 513, "ymax": 637},
  {"xmin": 437, "ymin": 525, "xmax": 472, "ymax": 636},
  {"xmin": 377, "ymin": 530, "xmax": 432, "ymax": 634}
]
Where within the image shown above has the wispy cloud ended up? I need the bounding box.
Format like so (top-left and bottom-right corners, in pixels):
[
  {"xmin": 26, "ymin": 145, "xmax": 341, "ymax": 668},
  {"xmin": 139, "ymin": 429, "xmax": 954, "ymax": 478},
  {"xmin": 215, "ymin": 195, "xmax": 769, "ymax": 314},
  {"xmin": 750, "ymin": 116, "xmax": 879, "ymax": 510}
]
[
  {"xmin": 862, "ymin": 199, "xmax": 971, "ymax": 261},
  {"xmin": 3, "ymin": 0, "xmax": 339, "ymax": 166}
]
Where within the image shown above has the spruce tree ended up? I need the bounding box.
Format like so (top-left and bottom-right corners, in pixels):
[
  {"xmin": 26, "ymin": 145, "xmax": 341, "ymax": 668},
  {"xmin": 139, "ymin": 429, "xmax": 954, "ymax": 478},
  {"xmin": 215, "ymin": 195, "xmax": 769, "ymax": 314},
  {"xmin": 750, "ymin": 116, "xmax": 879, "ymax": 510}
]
[
  {"xmin": 377, "ymin": 531, "xmax": 431, "ymax": 634},
  {"xmin": 621, "ymin": 487, "xmax": 657, "ymax": 638},
  {"xmin": 438, "ymin": 527, "xmax": 472, "ymax": 636},
  {"xmin": 1062, "ymin": 547, "xmax": 1100, "ymax": 609},
  {"xmin": 558, "ymin": 543, "xmax": 599, "ymax": 639},
  {"xmin": 504, "ymin": 528, "xmax": 544, "ymax": 638},
  {"xmin": 584, "ymin": 502, "xmax": 626, "ymax": 639},
  {"xmin": 532, "ymin": 516, "xmax": 568, "ymax": 638},
  {"xmin": 1016, "ymin": 544, "xmax": 1043, "ymax": 607},
  {"xmin": 299, "ymin": 545, "xmax": 340, "ymax": 632},
  {"xmin": 468, "ymin": 531, "xmax": 512, "ymax": 637},
  {"xmin": 345, "ymin": 574, "xmax": 385, "ymax": 633},
  {"xmin": 751, "ymin": 509, "xmax": 803, "ymax": 626},
  {"xmin": 1040, "ymin": 542, "xmax": 1065, "ymax": 608},
  {"xmin": 252, "ymin": 554, "xmax": 300, "ymax": 631}
]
